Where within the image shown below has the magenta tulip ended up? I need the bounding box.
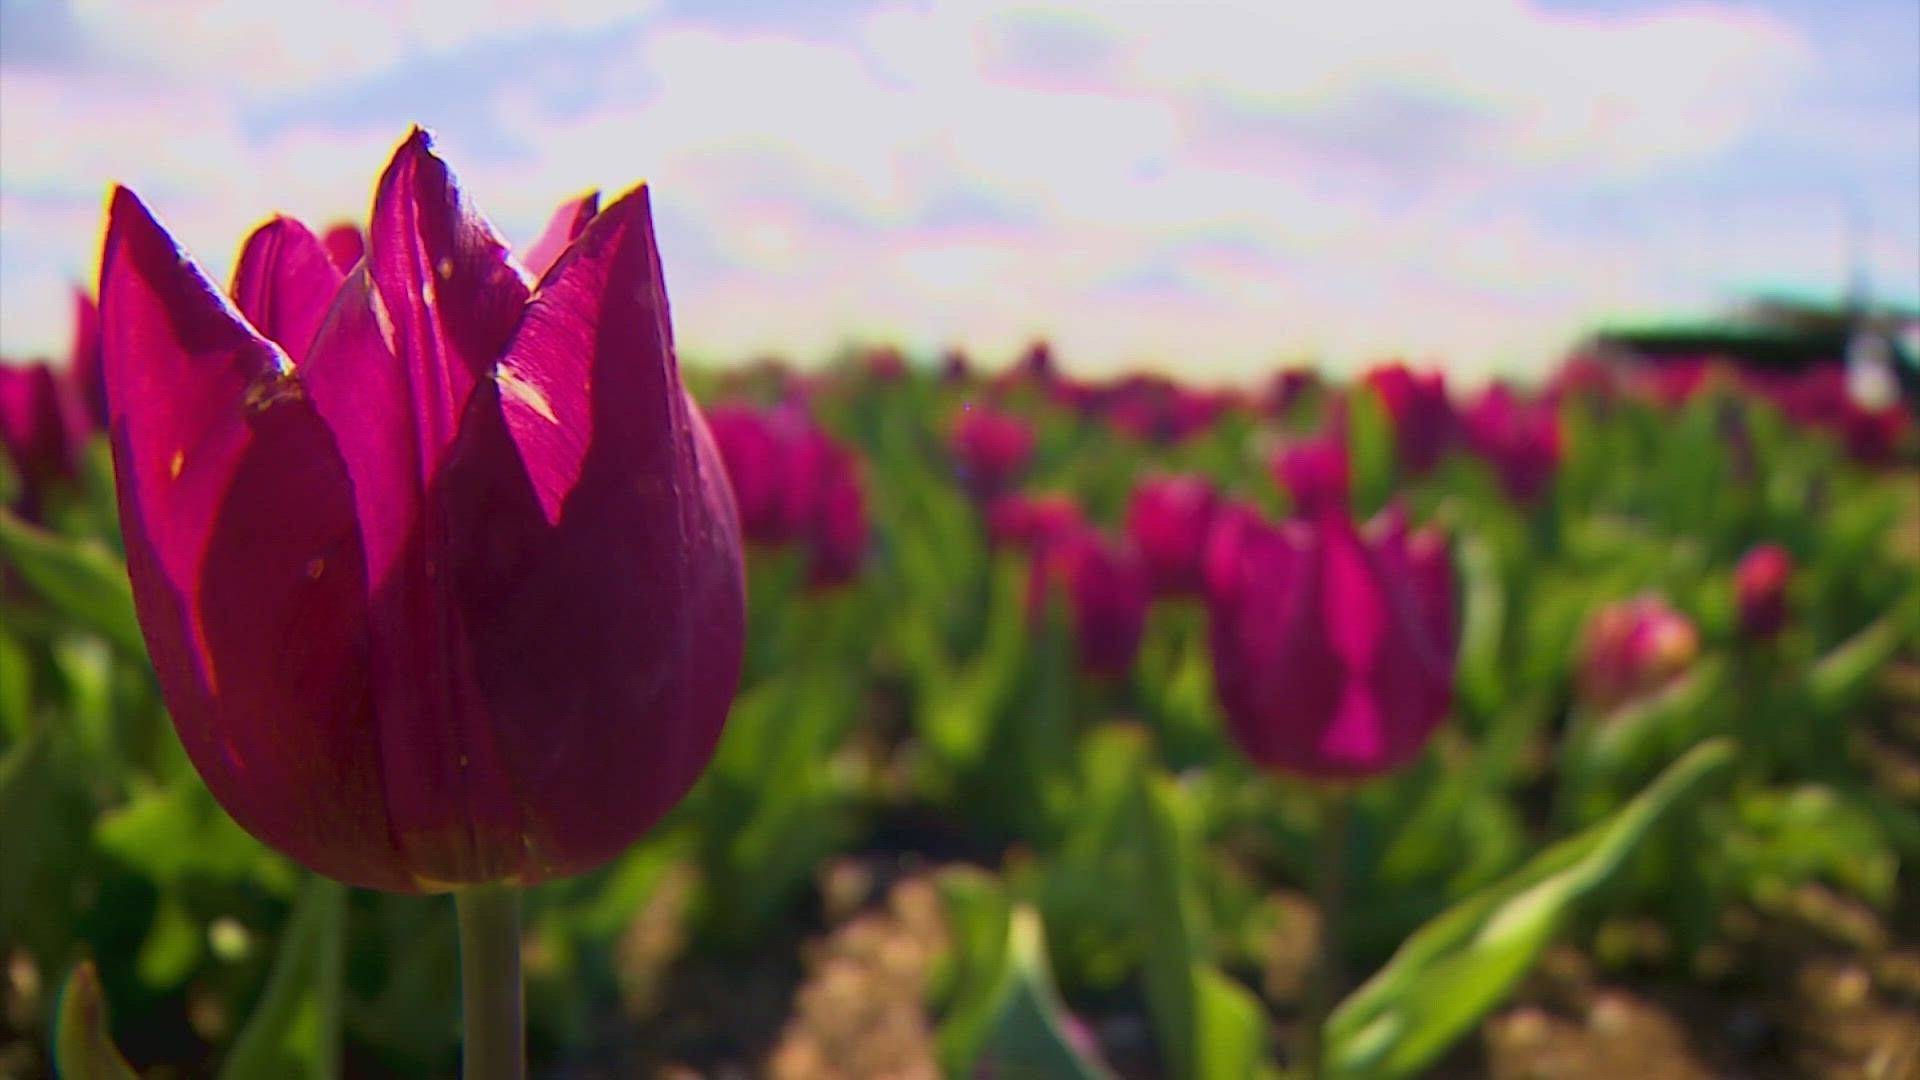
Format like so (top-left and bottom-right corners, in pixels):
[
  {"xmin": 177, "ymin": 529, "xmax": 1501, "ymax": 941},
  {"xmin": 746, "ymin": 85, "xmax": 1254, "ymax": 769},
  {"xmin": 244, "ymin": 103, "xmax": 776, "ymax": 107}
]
[
  {"xmin": 1734, "ymin": 545, "xmax": 1792, "ymax": 641},
  {"xmin": 1275, "ymin": 436, "xmax": 1349, "ymax": 517},
  {"xmin": 987, "ymin": 491, "xmax": 1085, "ymax": 551},
  {"xmin": 68, "ymin": 288, "xmax": 107, "ymax": 426},
  {"xmin": 707, "ymin": 402, "xmax": 867, "ymax": 587},
  {"xmin": 1030, "ymin": 526, "xmax": 1150, "ymax": 678},
  {"xmin": 1, "ymin": 361, "xmax": 92, "ymax": 515},
  {"xmin": 951, "ymin": 403, "xmax": 1035, "ymax": 501},
  {"xmin": 1576, "ymin": 596, "xmax": 1698, "ymax": 713},
  {"xmin": 1463, "ymin": 383, "xmax": 1561, "ymax": 506},
  {"xmin": 1207, "ymin": 470, "xmax": 1456, "ymax": 779},
  {"xmin": 1363, "ymin": 363, "xmax": 1455, "ymax": 476},
  {"xmin": 320, "ymin": 222, "xmax": 365, "ymax": 273},
  {"xmin": 98, "ymin": 130, "xmax": 745, "ymax": 893},
  {"xmin": 1200, "ymin": 497, "xmax": 1266, "ymax": 604},
  {"xmin": 1125, "ymin": 473, "xmax": 1221, "ymax": 597}
]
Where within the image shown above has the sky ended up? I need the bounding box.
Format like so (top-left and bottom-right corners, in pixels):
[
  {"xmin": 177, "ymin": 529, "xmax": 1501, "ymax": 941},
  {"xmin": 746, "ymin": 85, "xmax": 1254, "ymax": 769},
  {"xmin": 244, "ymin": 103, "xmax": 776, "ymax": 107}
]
[{"xmin": 2, "ymin": 0, "xmax": 1915, "ymax": 382}]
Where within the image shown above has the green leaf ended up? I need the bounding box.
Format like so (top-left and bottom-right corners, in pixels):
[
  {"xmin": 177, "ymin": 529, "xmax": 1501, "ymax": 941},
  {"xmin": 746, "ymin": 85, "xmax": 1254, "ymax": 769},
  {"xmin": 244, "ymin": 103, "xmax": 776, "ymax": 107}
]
[
  {"xmin": 218, "ymin": 875, "xmax": 347, "ymax": 1080},
  {"xmin": 55, "ymin": 959, "xmax": 141, "ymax": 1080},
  {"xmin": 0, "ymin": 508, "xmax": 144, "ymax": 657},
  {"xmin": 1134, "ymin": 775, "xmax": 1273, "ymax": 1080},
  {"xmin": 1326, "ymin": 739, "xmax": 1734, "ymax": 1079},
  {"xmin": 934, "ymin": 869, "xmax": 1117, "ymax": 1080},
  {"xmin": 96, "ymin": 776, "xmax": 295, "ymax": 893}
]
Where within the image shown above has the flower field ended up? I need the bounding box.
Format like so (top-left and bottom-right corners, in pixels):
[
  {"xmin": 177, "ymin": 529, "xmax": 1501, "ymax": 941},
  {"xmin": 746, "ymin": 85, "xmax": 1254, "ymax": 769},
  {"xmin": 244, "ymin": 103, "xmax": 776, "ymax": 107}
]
[{"xmin": 1, "ymin": 137, "xmax": 1917, "ymax": 1079}]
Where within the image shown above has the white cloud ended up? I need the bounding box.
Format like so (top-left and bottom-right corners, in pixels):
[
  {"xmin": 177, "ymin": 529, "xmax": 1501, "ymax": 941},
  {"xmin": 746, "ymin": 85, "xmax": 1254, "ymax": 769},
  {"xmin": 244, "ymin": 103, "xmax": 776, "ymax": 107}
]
[
  {"xmin": 4, "ymin": 0, "xmax": 1907, "ymax": 382},
  {"xmin": 62, "ymin": 0, "xmax": 657, "ymax": 95}
]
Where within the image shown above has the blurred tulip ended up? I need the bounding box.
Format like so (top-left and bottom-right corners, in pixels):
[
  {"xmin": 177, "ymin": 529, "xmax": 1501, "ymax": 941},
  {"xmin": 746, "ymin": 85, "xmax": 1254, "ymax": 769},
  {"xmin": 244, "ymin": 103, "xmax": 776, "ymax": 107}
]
[
  {"xmin": 1125, "ymin": 473, "xmax": 1221, "ymax": 597},
  {"xmin": 1576, "ymin": 596, "xmax": 1698, "ymax": 713},
  {"xmin": 708, "ymin": 402, "xmax": 867, "ymax": 587},
  {"xmin": 986, "ymin": 491, "xmax": 1085, "ymax": 551},
  {"xmin": 98, "ymin": 129, "xmax": 745, "ymax": 892},
  {"xmin": 320, "ymin": 222, "xmax": 365, "ymax": 273},
  {"xmin": 1030, "ymin": 526, "xmax": 1150, "ymax": 678},
  {"xmin": 941, "ymin": 347, "xmax": 973, "ymax": 384},
  {"xmin": 0, "ymin": 360, "xmax": 92, "ymax": 516},
  {"xmin": 1734, "ymin": 544, "xmax": 1792, "ymax": 641},
  {"xmin": 1208, "ymin": 494, "xmax": 1457, "ymax": 780},
  {"xmin": 1463, "ymin": 383, "xmax": 1562, "ymax": 506},
  {"xmin": 1200, "ymin": 497, "xmax": 1266, "ymax": 604},
  {"xmin": 786, "ymin": 423, "xmax": 869, "ymax": 588},
  {"xmin": 68, "ymin": 288, "xmax": 107, "ymax": 426},
  {"xmin": 1275, "ymin": 436, "xmax": 1349, "ymax": 516},
  {"xmin": 1363, "ymin": 363, "xmax": 1455, "ymax": 475},
  {"xmin": 1266, "ymin": 367, "xmax": 1319, "ymax": 416},
  {"xmin": 865, "ymin": 345, "xmax": 908, "ymax": 382},
  {"xmin": 951, "ymin": 403, "xmax": 1035, "ymax": 501},
  {"xmin": 707, "ymin": 405, "xmax": 788, "ymax": 540}
]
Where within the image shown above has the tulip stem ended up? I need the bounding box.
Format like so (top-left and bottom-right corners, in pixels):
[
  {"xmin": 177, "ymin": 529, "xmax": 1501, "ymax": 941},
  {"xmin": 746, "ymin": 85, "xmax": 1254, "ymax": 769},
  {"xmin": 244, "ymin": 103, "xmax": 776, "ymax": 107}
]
[
  {"xmin": 455, "ymin": 884, "xmax": 524, "ymax": 1080},
  {"xmin": 1301, "ymin": 789, "xmax": 1350, "ymax": 1080}
]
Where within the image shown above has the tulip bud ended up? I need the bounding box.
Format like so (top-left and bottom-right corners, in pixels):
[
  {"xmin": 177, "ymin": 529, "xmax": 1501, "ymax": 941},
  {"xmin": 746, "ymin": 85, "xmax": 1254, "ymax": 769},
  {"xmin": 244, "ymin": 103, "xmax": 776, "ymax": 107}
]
[
  {"xmin": 1733, "ymin": 544, "xmax": 1791, "ymax": 641},
  {"xmin": 951, "ymin": 403, "xmax": 1035, "ymax": 501},
  {"xmin": 1125, "ymin": 474, "xmax": 1221, "ymax": 597},
  {"xmin": 320, "ymin": 223, "xmax": 365, "ymax": 273},
  {"xmin": 1208, "ymin": 502, "xmax": 1456, "ymax": 780},
  {"xmin": 0, "ymin": 361, "xmax": 91, "ymax": 517},
  {"xmin": 1462, "ymin": 383, "xmax": 1561, "ymax": 506},
  {"xmin": 1200, "ymin": 498, "xmax": 1266, "ymax": 604},
  {"xmin": 1363, "ymin": 363, "xmax": 1455, "ymax": 476},
  {"xmin": 1576, "ymin": 596, "xmax": 1698, "ymax": 713},
  {"xmin": 1029, "ymin": 527, "xmax": 1150, "ymax": 678},
  {"xmin": 98, "ymin": 130, "xmax": 745, "ymax": 892},
  {"xmin": 986, "ymin": 491, "xmax": 1085, "ymax": 551},
  {"xmin": 1275, "ymin": 437, "xmax": 1350, "ymax": 517}
]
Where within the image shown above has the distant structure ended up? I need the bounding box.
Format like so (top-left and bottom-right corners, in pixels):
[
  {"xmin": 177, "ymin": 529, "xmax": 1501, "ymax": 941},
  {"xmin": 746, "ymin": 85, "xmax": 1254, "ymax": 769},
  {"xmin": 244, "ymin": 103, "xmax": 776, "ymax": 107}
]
[{"xmin": 1584, "ymin": 295, "xmax": 1920, "ymax": 411}]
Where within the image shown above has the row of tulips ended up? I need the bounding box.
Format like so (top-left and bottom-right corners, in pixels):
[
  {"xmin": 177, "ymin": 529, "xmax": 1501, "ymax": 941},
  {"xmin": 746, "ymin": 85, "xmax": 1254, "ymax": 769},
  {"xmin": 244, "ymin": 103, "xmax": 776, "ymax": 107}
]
[{"xmin": 2, "ymin": 130, "xmax": 1916, "ymax": 1080}]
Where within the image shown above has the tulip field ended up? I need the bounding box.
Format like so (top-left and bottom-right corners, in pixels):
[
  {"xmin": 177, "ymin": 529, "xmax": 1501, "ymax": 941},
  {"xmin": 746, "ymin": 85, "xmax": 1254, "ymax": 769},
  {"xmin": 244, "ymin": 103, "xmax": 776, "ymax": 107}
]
[{"xmin": 2, "ymin": 137, "xmax": 1919, "ymax": 1080}]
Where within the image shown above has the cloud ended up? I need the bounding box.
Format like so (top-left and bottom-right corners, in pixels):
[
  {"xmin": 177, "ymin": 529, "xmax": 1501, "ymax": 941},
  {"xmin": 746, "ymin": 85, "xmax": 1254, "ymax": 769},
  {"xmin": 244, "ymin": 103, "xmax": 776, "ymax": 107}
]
[{"xmin": 4, "ymin": 0, "xmax": 1907, "ymax": 383}]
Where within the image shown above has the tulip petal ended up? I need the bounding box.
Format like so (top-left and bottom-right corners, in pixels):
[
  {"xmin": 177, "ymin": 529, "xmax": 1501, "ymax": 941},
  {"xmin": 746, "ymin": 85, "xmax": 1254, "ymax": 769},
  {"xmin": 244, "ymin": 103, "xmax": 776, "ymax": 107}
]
[
  {"xmin": 439, "ymin": 182, "xmax": 745, "ymax": 880},
  {"xmin": 230, "ymin": 216, "xmax": 344, "ymax": 364},
  {"xmin": 98, "ymin": 187, "xmax": 409, "ymax": 891},
  {"xmin": 297, "ymin": 130, "xmax": 535, "ymax": 884},
  {"xmin": 520, "ymin": 191, "xmax": 600, "ymax": 281}
]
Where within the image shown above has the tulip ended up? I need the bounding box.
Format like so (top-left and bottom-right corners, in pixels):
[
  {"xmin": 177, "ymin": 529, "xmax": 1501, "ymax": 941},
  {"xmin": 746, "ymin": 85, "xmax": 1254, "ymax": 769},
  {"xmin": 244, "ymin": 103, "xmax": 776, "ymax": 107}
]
[
  {"xmin": 1462, "ymin": 383, "xmax": 1561, "ymax": 506},
  {"xmin": 1275, "ymin": 436, "xmax": 1350, "ymax": 517},
  {"xmin": 320, "ymin": 222, "xmax": 365, "ymax": 273},
  {"xmin": 98, "ymin": 129, "xmax": 745, "ymax": 894},
  {"xmin": 951, "ymin": 403, "xmax": 1035, "ymax": 502},
  {"xmin": 786, "ymin": 423, "xmax": 869, "ymax": 588},
  {"xmin": 1029, "ymin": 526, "xmax": 1150, "ymax": 678},
  {"xmin": 1734, "ymin": 544, "xmax": 1792, "ymax": 641},
  {"xmin": 1208, "ymin": 500, "xmax": 1456, "ymax": 780},
  {"xmin": 1125, "ymin": 473, "xmax": 1221, "ymax": 597},
  {"xmin": 1576, "ymin": 596, "xmax": 1698, "ymax": 713},
  {"xmin": 1266, "ymin": 367, "xmax": 1319, "ymax": 416},
  {"xmin": 0, "ymin": 360, "xmax": 91, "ymax": 517},
  {"xmin": 707, "ymin": 402, "xmax": 866, "ymax": 587},
  {"xmin": 68, "ymin": 288, "xmax": 107, "ymax": 426},
  {"xmin": 1363, "ymin": 363, "xmax": 1455, "ymax": 476},
  {"xmin": 941, "ymin": 347, "xmax": 973, "ymax": 384},
  {"xmin": 986, "ymin": 491, "xmax": 1085, "ymax": 551},
  {"xmin": 1200, "ymin": 497, "xmax": 1266, "ymax": 604}
]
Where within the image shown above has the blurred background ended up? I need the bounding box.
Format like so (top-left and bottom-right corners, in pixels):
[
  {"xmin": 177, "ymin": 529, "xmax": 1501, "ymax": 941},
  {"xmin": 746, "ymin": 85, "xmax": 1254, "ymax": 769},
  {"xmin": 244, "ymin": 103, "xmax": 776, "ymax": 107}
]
[{"xmin": 2, "ymin": 0, "xmax": 1917, "ymax": 380}]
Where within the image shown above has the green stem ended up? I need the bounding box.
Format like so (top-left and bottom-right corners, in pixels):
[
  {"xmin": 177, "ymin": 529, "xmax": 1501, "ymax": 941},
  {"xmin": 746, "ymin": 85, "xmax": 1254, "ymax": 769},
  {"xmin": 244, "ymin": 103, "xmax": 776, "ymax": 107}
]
[
  {"xmin": 1301, "ymin": 789, "xmax": 1350, "ymax": 1080},
  {"xmin": 455, "ymin": 885, "xmax": 524, "ymax": 1080}
]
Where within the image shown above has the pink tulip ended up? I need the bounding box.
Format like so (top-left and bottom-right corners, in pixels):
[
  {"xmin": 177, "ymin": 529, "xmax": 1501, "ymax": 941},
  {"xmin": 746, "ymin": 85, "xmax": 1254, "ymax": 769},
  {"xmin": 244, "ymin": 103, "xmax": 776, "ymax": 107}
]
[
  {"xmin": 1576, "ymin": 596, "xmax": 1698, "ymax": 713},
  {"xmin": 1126, "ymin": 473, "xmax": 1221, "ymax": 597},
  {"xmin": 1462, "ymin": 383, "xmax": 1561, "ymax": 506},
  {"xmin": 98, "ymin": 129, "xmax": 745, "ymax": 892},
  {"xmin": 1030, "ymin": 526, "xmax": 1151, "ymax": 678},
  {"xmin": 1363, "ymin": 363, "xmax": 1455, "ymax": 476},
  {"xmin": 951, "ymin": 403, "xmax": 1035, "ymax": 501},
  {"xmin": 1208, "ymin": 495, "xmax": 1457, "ymax": 779},
  {"xmin": 1734, "ymin": 544, "xmax": 1792, "ymax": 641}
]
